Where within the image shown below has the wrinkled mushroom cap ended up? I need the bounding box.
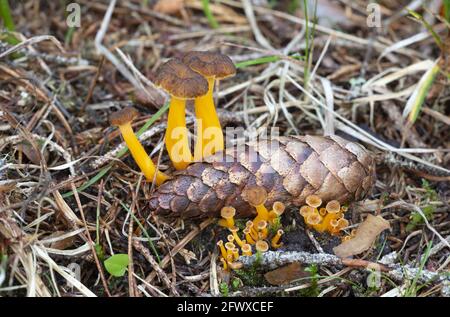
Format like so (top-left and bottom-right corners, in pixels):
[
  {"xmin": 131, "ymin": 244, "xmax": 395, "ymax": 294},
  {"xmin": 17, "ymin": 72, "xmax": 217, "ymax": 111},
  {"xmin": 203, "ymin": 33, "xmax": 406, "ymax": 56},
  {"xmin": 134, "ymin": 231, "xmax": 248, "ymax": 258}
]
[
  {"xmin": 221, "ymin": 206, "xmax": 236, "ymax": 219},
  {"xmin": 326, "ymin": 200, "xmax": 341, "ymax": 214},
  {"xmin": 255, "ymin": 240, "xmax": 269, "ymax": 252},
  {"xmin": 306, "ymin": 194, "xmax": 322, "ymax": 208},
  {"xmin": 242, "ymin": 186, "xmax": 267, "ymax": 207},
  {"xmin": 155, "ymin": 59, "xmax": 209, "ymax": 99},
  {"xmin": 241, "ymin": 243, "xmax": 252, "ymax": 253},
  {"xmin": 272, "ymin": 201, "xmax": 285, "ymax": 215},
  {"xmin": 182, "ymin": 51, "xmax": 236, "ymax": 79},
  {"xmin": 110, "ymin": 107, "xmax": 139, "ymax": 126}
]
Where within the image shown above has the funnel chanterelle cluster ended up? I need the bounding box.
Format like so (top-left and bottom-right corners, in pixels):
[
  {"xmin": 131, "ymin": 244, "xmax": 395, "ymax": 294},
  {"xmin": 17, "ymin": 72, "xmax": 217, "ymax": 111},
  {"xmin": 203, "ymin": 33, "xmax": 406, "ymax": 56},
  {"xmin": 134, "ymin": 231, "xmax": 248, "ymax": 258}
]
[{"xmin": 216, "ymin": 186, "xmax": 286, "ymax": 271}]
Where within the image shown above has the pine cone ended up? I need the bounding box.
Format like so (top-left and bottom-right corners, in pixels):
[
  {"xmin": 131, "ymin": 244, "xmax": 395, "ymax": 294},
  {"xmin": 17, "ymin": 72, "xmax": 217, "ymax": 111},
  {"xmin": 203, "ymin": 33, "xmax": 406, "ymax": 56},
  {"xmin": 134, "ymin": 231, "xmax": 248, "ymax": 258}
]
[{"xmin": 148, "ymin": 135, "xmax": 375, "ymax": 218}]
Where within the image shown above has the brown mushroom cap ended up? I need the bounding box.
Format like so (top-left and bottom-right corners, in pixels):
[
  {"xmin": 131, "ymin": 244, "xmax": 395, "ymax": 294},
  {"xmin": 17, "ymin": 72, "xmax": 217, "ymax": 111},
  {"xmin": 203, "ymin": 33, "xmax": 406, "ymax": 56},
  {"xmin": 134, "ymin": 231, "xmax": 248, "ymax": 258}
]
[
  {"xmin": 110, "ymin": 107, "xmax": 139, "ymax": 126},
  {"xmin": 155, "ymin": 58, "xmax": 209, "ymax": 99},
  {"xmin": 182, "ymin": 51, "xmax": 236, "ymax": 79},
  {"xmin": 221, "ymin": 206, "xmax": 236, "ymax": 219},
  {"xmin": 242, "ymin": 186, "xmax": 267, "ymax": 207}
]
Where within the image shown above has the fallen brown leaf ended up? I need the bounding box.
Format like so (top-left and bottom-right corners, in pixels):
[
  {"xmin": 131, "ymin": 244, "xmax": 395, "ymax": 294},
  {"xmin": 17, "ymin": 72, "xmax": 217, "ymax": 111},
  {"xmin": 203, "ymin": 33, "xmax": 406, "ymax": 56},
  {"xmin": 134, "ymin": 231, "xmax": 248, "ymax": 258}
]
[
  {"xmin": 333, "ymin": 214, "xmax": 390, "ymax": 258},
  {"xmin": 264, "ymin": 262, "xmax": 309, "ymax": 286}
]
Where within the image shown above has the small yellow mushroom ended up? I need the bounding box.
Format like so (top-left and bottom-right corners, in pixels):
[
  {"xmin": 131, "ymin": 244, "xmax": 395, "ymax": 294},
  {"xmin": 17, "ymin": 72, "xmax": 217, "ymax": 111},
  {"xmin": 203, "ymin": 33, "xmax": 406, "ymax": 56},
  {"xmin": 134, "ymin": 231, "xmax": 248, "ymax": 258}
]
[
  {"xmin": 306, "ymin": 194, "xmax": 322, "ymax": 208},
  {"xmin": 241, "ymin": 243, "xmax": 252, "ymax": 256},
  {"xmin": 337, "ymin": 218, "xmax": 350, "ymax": 230},
  {"xmin": 217, "ymin": 240, "xmax": 227, "ymax": 259},
  {"xmin": 245, "ymin": 220, "xmax": 259, "ymax": 241},
  {"xmin": 342, "ymin": 235, "xmax": 352, "ymax": 242},
  {"xmin": 299, "ymin": 205, "xmax": 314, "ymax": 218},
  {"xmin": 243, "ymin": 227, "xmax": 256, "ymax": 244},
  {"xmin": 229, "ymin": 226, "xmax": 245, "ymax": 247},
  {"xmin": 269, "ymin": 201, "xmax": 285, "ymax": 223},
  {"xmin": 243, "ymin": 186, "xmax": 270, "ymax": 224},
  {"xmin": 326, "ymin": 200, "xmax": 341, "ymax": 214},
  {"xmin": 271, "ymin": 229, "xmax": 284, "ymax": 249},
  {"xmin": 218, "ymin": 206, "xmax": 236, "ymax": 229},
  {"xmin": 227, "ymin": 234, "xmax": 235, "ymax": 243},
  {"xmin": 228, "ymin": 261, "xmax": 243, "ymax": 270},
  {"xmin": 231, "ymin": 248, "xmax": 239, "ymax": 261},
  {"xmin": 256, "ymin": 220, "xmax": 268, "ymax": 239},
  {"xmin": 110, "ymin": 107, "xmax": 170, "ymax": 185},
  {"xmin": 225, "ymin": 241, "xmax": 235, "ymax": 258},
  {"xmin": 255, "ymin": 240, "xmax": 269, "ymax": 253},
  {"xmin": 319, "ymin": 207, "xmax": 327, "ymax": 217},
  {"xmin": 341, "ymin": 205, "xmax": 349, "ymax": 213},
  {"xmin": 220, "ymin": 257, "xmax": 228, "ymax": 270},
  {"xmin": 306, "ymin": 213, "xmax": 322, "ymax": 226}
]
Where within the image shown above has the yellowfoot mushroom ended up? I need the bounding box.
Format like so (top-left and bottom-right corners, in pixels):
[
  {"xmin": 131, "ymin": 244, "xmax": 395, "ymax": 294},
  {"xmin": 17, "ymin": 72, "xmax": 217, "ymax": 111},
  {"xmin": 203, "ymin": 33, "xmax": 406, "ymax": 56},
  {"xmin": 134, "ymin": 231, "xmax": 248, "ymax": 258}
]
[
  {"xmin": 110, "ymin": 107, "xmax": 169, "ymax": 185},
  {"xmin": 243, "ymin": 186, "xmax": 270, "ymax": 224},
  {"xmin": 182, "ymin": 51, "xmax": 236, "ymax": 160},
  {"xmin": 241, "ymin": 243, "xmax": 252, "ymax": 256},
  {"xmin": 155, "ymin": 59, "xmax": 209, "ymax": 170},
  {"xmin": 255, "ymin": 240, "xmax": 269, "ymax": 253},
  {"xmin": 271, "ymin": 229, "xmax": 284, "ymax": 249},
  {"xmin": 269, "ymin": 201, "xmax": 285, "ymax": 224},
  {"xmin": 218, "ymin": 206, "xmax": 236, "ymax": 229},
  {"xmin": 229, "ymin": 226, "xmax": 245, "ymax": 247}
]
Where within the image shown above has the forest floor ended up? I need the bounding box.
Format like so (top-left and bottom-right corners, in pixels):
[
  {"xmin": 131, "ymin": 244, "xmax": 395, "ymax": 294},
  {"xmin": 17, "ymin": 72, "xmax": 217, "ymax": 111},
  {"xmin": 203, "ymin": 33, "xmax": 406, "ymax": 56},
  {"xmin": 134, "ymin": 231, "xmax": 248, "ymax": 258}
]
[{"xmin": 0, "ymin": 0, "xmax": 449, "ymax": 297}]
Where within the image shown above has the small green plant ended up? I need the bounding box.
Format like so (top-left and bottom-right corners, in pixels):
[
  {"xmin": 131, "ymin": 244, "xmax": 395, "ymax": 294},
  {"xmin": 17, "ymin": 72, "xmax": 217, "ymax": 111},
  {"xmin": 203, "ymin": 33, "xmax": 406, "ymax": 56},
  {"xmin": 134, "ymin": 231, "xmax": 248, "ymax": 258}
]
[
  {"xmin": 0, "ymin": 0, "xmax": 19, "ymax": 45},
  {"xmin": 219, "ymin": 282, "xmax": 229, "ymax": 296},
  {"xmin": 269, "ymin": 217, "xmax": 281, "ymax": 235},
  {"xmin": 288, "ymin": 0, "xmax": 300, "ymax": 14},
  {"xmin": 301, "ymin": 264, "xmax": 320, "ymax": 297},
  {"xmin": 201, "ymin": 0, "xmax": 219, "ymax": 29},
  {"xmin": 104, "ymin": 254, "xmax": 129, "ymax": 277},
  {"xmin": 231, "ymin": 277, "xmax": 241, "ymax": 291},
  {"xmin": 444, "ymin": 0, "xmax": 450, "ymax": 22},
  {"xmin": 403, "ymin": 242, "xmax": 433, "ymax": 297},
  {"xmin": 406, "ymin": 179, "xmax": 437, "ymax": 232}
]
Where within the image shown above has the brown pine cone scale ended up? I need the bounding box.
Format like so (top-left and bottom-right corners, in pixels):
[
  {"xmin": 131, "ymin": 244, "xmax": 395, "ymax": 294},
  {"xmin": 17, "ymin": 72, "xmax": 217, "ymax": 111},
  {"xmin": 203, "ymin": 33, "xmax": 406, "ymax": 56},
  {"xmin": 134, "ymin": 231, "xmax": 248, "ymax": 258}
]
[{"xmin": 148, "ymin": 135, "xmax": 376, "ymax": 218}]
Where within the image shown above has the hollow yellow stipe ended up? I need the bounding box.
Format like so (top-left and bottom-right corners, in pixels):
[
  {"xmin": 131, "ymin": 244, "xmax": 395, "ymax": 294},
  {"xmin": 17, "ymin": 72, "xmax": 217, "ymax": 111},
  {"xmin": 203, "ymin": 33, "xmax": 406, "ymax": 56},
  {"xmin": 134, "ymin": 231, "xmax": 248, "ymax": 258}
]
[
  {"xmin": 165, "ymin": 97, "xmax": 193, "ymax": 170},
  {"xmin": 194, "ymin": 77, "xmax": 224, "ymax": 160}
]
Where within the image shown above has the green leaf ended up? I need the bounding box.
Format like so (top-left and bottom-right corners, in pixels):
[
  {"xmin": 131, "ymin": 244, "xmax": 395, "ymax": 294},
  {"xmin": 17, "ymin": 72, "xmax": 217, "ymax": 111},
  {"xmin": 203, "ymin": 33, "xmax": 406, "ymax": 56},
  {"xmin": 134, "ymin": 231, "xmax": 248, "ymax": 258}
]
[
  {"xmin": 104, "ymin": 254, "xmax": 129, "ymax": 277},
  {"xmin": 201, "ymin": 0, "xmax": 219, "ymax": 29}
]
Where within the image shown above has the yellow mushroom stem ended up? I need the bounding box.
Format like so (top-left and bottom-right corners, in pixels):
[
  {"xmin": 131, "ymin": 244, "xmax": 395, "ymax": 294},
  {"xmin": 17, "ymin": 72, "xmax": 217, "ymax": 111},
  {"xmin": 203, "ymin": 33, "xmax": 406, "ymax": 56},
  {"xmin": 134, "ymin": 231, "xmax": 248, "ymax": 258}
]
[
  {"xmin": 271, "ymin": 229, "xmax": 284, "ymax": 249},
  {"xmin": 220, "ymin": 257, "xmax": 228, "ymax": 270},
  {"xmin": 193, "ymin": 77, "xmax": 224, "ymax": 160},
  {"xmin": 225, "ymin": 242, "xmax": 235, "ymax": 258},
  {"xmin": 165, "ymin": 97, "xmax": 193, "ymax": 170},
  {"xmin": 232, "ymin": 248, "xmax": 239, "ymax": 261},
  {"xmin": 243, "ymin": 228, "xmax": 256, "ymax": 245},
  {"xmin": 230, "ymin": 227, "xmax": 245, "ymax": 247},
  {"xmin": 117, "ymin": 122, "xmax": 169, "ymax": 185},
  {"xmin": 253, "ymin": 203, "xmax": 270, "ymax": 225},
  {"xmin": 217, "ymin": 240, "xmax": 227, "ymax": 259},
  {"xmin": 256, "ymin": 220, "xmax": 268, "ymax": 239}
]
